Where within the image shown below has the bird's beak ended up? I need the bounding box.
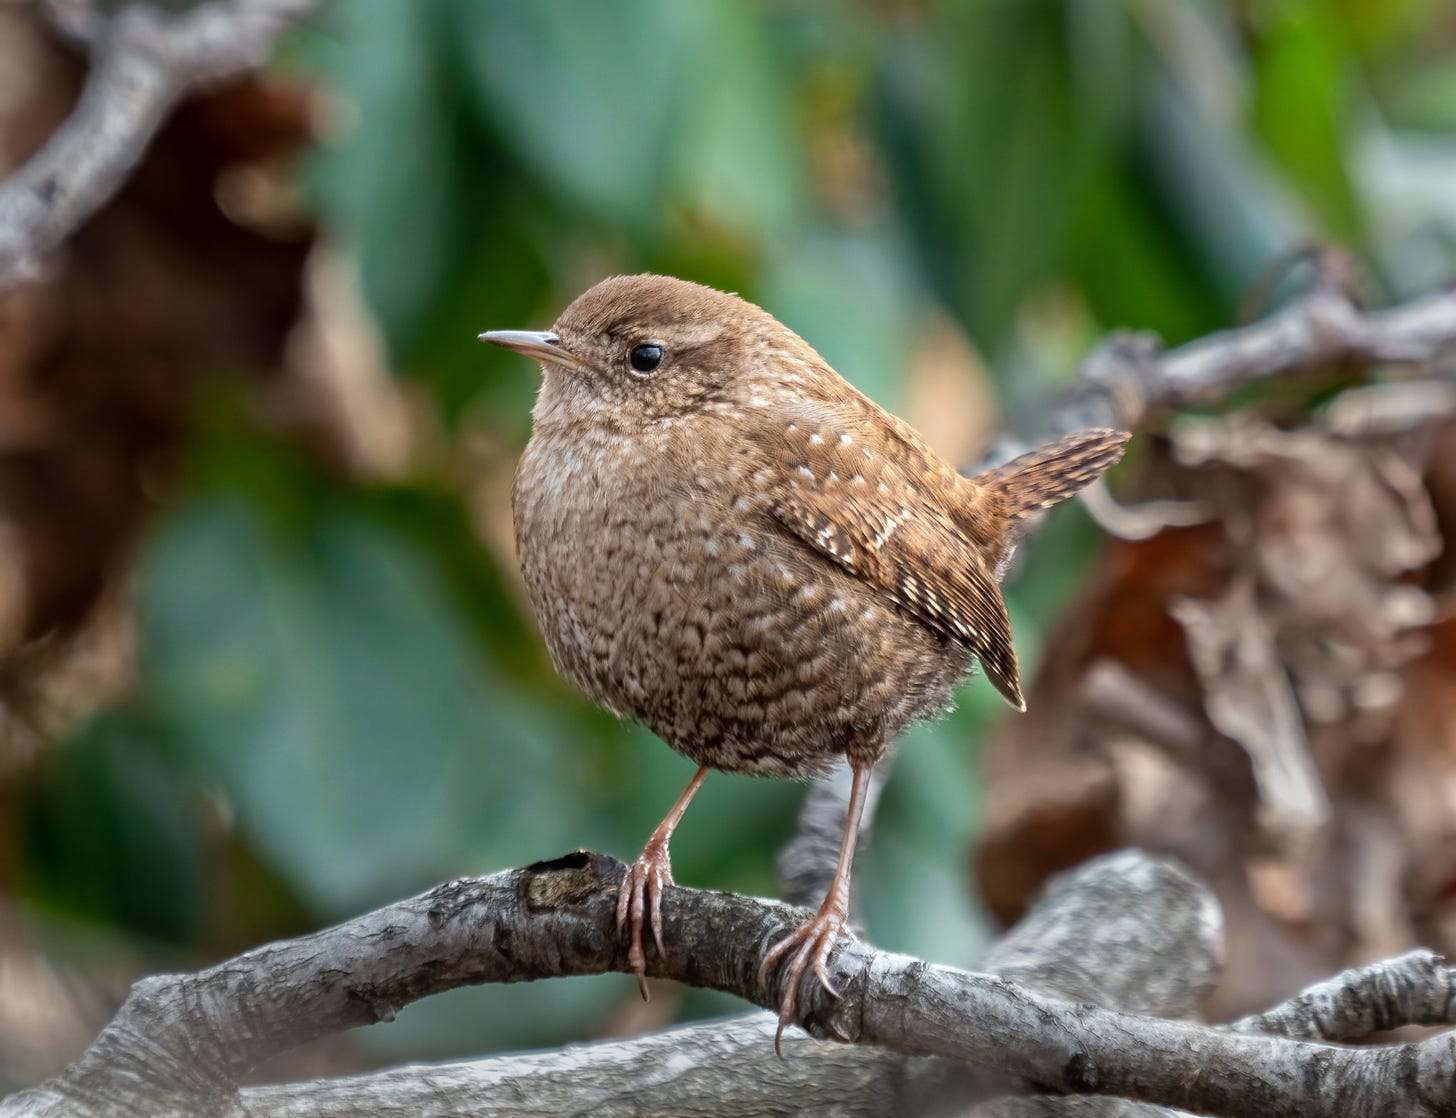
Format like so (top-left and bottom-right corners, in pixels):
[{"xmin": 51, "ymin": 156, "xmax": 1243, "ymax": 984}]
[{"xmin": 478, "ymin": 329, "xmax": 587, "ymax": 372}]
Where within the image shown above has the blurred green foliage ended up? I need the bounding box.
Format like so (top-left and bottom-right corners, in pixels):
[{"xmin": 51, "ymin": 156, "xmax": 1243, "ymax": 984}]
[{"xmin": 15, "ymin": 0, "xmax": 1456, "ymax": 1077}]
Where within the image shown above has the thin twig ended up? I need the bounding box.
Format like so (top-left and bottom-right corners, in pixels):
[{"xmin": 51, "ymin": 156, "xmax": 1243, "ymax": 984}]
[
  {"xmin": 1231, "ymin": 949, "xmax": 1456, "ymax": 1042},
  {"xmin": 0, "ymin": 0, "xmax": 316, "ymax": 288}
]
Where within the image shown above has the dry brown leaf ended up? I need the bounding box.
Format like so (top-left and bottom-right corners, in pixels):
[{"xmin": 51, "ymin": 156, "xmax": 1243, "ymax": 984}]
[{"xmin": 978, "ymin": 394, "xmax": 1456, "ymax": 1016}]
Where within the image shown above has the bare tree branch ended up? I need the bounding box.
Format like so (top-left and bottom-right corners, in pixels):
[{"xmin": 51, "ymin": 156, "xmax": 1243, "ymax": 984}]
[
  {"xmin": 225, "ymin": 850, "xmax": 1217, "ymax": 1118},
  {"xmin": 1056, "ymin": 274, "xmax": 1456, "ymax": 438},
  {"xmin": 5, "ymin": 847, "xmax": 1456, "ymax": 1118},
  {"xmin": 0, "ymin": 0, "xmax": 316, "ymax": 289},
  {"xmin": 1232, "ymin": 949, "xmax": 1456, "ymax": 1042},
  {"xmin": 969, "ymin": 1100, "xmax": 1186, "ymax": 1118},
  {"xmin": 240, "ymin": 1015, "xmax": 906, "ymax": 1118}
]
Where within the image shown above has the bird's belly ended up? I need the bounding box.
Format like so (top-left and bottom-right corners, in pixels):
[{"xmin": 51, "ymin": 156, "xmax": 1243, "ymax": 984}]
[{"xmin": 517, "ymin": 471, "xmax": 967, "ymax": 777}]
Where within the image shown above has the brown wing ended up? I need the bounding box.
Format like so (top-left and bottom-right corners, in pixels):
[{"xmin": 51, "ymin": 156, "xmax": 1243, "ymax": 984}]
[{"xmin": 757, "ymin": 412, "xmax": 1024, "ymax": 710}]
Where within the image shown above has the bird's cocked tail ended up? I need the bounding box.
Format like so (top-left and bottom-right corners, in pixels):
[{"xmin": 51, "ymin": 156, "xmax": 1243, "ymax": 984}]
[
  {"xmin": 982, "ymin": 428, "xmax": 1130, "ymax": 522},
  {"xmin": 964, "ymin": 427, "xmax": 1128, "ymax": 713}
]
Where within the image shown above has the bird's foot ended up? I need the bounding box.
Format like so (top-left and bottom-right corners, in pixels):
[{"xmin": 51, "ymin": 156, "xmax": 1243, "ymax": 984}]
[
  {"xmin": 757, "ymin": 896, "xmax": 853, "ymax": 1055},
  {"xmin": 615, "ymin": 836, "xmax": 674, "ymax": 1000}
]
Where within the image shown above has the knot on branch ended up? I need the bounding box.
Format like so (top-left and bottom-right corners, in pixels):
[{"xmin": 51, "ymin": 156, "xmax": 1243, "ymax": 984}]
[
  {"xmin": 1069, "ymin": 330, "xmax": 1164, "ymax": 432},
  {"xmin": 519, "ymin": 850, "xmax": 626, "ymax": 912}
]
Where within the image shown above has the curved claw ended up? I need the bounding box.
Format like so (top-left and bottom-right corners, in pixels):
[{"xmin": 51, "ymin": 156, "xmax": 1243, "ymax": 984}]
[
  {"xmin": 758, "ymin": 907, "xmax": 850, "ymax": 1056},
  {"xmin": 616, "ymin": 843, "xmax": 674, "ymax": 1001}
]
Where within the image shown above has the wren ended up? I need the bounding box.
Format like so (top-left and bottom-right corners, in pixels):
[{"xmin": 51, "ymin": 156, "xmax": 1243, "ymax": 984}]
[{"xmin": 482, "ymin": 274, "xmax": 1127, "ymax": 1045}]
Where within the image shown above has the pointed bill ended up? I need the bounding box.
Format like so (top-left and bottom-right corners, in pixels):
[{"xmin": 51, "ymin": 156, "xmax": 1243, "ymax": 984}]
[{"xmin": 478, "ymin": 330, "xmax": 589, "ymax": 372}]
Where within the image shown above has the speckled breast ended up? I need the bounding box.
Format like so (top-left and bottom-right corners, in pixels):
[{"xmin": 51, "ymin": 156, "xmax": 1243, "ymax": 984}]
[{"xmin": 513, "ymin": 426, "xmax": 968, "ymax": 778}]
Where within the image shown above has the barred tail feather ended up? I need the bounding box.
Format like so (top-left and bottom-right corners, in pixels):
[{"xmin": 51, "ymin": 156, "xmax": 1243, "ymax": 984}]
[
  {"xmin": 978, "ymin": 632, "xmax": 1026, "ymax": 712},
  {"xmin": 982, "ymin": 428, "xmax": 1129, "ymax": 522}
]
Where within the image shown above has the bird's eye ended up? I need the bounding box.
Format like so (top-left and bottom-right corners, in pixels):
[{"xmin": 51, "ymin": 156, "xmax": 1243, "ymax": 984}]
[{"xmin": 629, "ymin": 343, "xmax": 664, "ymax": 373}]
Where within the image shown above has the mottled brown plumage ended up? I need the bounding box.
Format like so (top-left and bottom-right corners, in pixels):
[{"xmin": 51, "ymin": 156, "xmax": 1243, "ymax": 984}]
[{"xmin": 482, "ymin": 274, "xmax": 1127, "ymax": 1044}]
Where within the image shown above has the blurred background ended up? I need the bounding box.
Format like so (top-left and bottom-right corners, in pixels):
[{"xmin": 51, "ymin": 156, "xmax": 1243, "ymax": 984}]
[{"xmin": 4, "ymin": 0, "xmax": 1456, "ymax": 1089}]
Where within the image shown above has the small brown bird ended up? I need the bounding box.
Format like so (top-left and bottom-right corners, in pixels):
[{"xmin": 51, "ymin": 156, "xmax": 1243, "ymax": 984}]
[{"xmin": 482, "ymin": 274, "xmax": 1126, "ymax": 1044}]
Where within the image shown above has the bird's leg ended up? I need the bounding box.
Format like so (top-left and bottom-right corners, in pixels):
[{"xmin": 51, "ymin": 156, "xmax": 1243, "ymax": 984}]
[
  {"xmin": 616, "ymin": 765, "xmax": 709, "ymax": 999},
  {"xmin": 758, "ymin": 760, "xmax": 871, "ymax": 1054}
]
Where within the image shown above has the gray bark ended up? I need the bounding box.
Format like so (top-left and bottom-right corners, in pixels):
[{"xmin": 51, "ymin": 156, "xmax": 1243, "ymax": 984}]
[
  {"xmin": 234, "ymin": 850, "xmax": 1219, "ymax": 1118},
  {"xmin": 1232, "ymin": 949, "xmax": 1456, "ymax": 1042},
  {"xmin": 6, "ymin": 849, "xmax": 1456, "ymax": 1118}
]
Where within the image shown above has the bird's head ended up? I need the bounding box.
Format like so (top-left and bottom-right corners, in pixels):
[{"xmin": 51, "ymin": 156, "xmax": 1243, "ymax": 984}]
[{"xmin": 481, "ymin": 274, "xmax": 812, "ymax": 430}]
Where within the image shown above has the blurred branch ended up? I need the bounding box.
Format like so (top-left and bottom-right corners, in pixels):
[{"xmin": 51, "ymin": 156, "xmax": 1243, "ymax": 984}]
[
  {"xmin": 969, "ymin": 1101, "xmax": 1185, "ymax": 1118},
  {"xmin": 243, "ymin": 1006, "xmax": 904, "ymax": 1117},
  {"xmin": 776, "ymin": 757, "xmax": 890, "ymax": 909},
  {"xmin": 1059, "ymin": 267, "xmax": 1456, "ymax": 436},
  {"xmin": 1232, "ymin": 949, "xmax": 1456, "ymax": 1042},
  {"xmin": 1078, "ymin": 479, "xmax": 1211, "ymax": 539},
  {"xmin": 0, "ymin": 0, "xmax": 315, "ymax": 289},
  {"xmin": 5, "ymin": 849, "xmax": 1456, "ymax": 1118}
]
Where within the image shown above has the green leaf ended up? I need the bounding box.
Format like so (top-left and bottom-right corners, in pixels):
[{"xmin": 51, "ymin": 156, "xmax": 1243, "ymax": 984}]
[
  {"xmin": 1071, "ymin": 165, "xmax": 1227, "ymax": 345},
  {"xmin": 308, "ymin": 0, "xmax": 466, "ymax": 351},
  {"xmin": 1136, "ymin": 65, "xmax": 1300, "ymax": 303},
  {"xmin": 454, "ymin": 0, "xmax": 701, "ymax": 231},
  {"xmin": 22, "ymin": 714, "xmax": 204, "ymax": 943},
  {"xmin": 401, "ymin": 192, "xmax": 553, "ymax": 424},
  {"xmin": 139, "ymin": 496, "xmax": 569, "ymax": 916},
  {"xmin": 876, "ymin": 0, "xmax": 1133, "ymax": 353},
  {"xmin": 668, "ymin": 2, "xmax": 806, "ymax": 238},
  {"xmin": 1252, "ymin": 5, "xmax": 1363, "ymax": 240}
]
